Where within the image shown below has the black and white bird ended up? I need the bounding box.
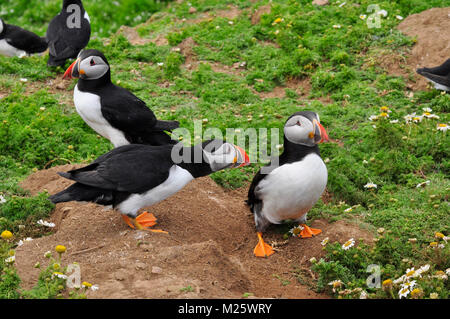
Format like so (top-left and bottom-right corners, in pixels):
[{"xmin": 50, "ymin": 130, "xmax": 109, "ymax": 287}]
[
  {"xmin": 63, "ymin": 49, "xmax": 179, "ymax": 147},
  {"xmin": 247, "ymin": 111, "xmax": 329, "ymax": 257},
  {"xmin": 416, "ymin": 59, "xmax": 450, "ymax": 91},
  {"xmin": 0, "ymin": 18, "xmax": 47, "ymax": 57},
  {"xmin": 49, "ymin": 140, "xmax": 250, "ymax": 230},
  {"xmin": 46, "ymin": 0, "xmax": 91, "ymax": 67}
]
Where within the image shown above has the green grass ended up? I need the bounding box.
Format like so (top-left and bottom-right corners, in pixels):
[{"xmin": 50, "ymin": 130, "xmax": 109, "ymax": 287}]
[{"xmin": 0, "ymin": 0, "xmax": 449, "ymax": 299}]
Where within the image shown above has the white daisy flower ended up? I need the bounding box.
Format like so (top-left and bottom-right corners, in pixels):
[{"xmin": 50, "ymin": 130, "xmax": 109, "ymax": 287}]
[
  {"xmin": 289, "ymin": 225, "xmax": 304, "ymax": 237},
  {"xmin": 20, "ymin": 78, "xmax": 28, "ymax": 82},
  {"xmin": 332, "ymin": 24, "xmax": 341, "ymax": 29},
  {"xmin": 393, "ymin": 275, "xmax": 406, "ymax": 284},
  {"xmin": 157, "ymin": 62, "xmax": 164, "ymax": 67},
  {"xmin": 338, "ymin": 2, "xmax": 346, "ymax": 8},
  {"xmin": 445, "ymin": 268, "xmax": 450, "ymax": 276},
  {"xmin": 416, "ymin": 180, "xmax": 430, "ymax": 188},
  {"xmin": 321, "ymin": 237, "xmax": 329, "ymax": 246},
  {"xmin": 364, "ymin": 182, "xmax": 377, "ymax": 189},
  {"xmin": 362, "ymin": 159, "xmax": 368, "ymax": 164},
  {"xmin": 412, "ymin": 116, "xmax": 423, "ymax": 123},
  {"xmin": 359, "ymin": 14, "xmax": 367, "ymax": 20},
  {"xmin": 437, "ymin": 123, "xmax": 449, "ymax": 132},
  {"xmin": 344, "ymin": 207, "xmax": 353, "ymax": 213},
  {"xmin": 369, "ymin": 115, "xmax": 378, "ymax": 121},
  {"xmin": 396, "ymin": 15, "xmax": 403, "ymax": 20},
  {"xmin": 423, "ymin": 112, "xmax": 439, "ymax": 119},
  {"xmin": 422, "ymin": 107, "xmax": 432, "ymax": 113},
  {"xmin": 328, "ymin": 279, "xmax": 343, "ymax": 292},
  {"xmin": 91, "ymin": 284, "xmax": 99, "ymax": 291},
  {"xmin": 52, "ymin": 272, "xmax": 67, "ymax": 280},
  {"xmin": 0, "ymin": 195, "xmax": 6, "ymax": 204},
  {"xmin": 359, "ymin": 290, "xmax": 368, "ymax": 299},
  {"xmin": 389, "ymin": 119, "xmax": 399, "ymax": 124},
  {"xmin": 16, "ymin": 237, "xmax": 32, "ymax": 247},
  {"xmin": 417, "ymin": 264, "xmax": 430, "ymax": 275},
  {"xmin": 401, "ymin": 280, "xmax": 416, "ymax": 290},
  {"xmin": 5, "ymin": 256, "xmax": 15, "ymax": 264},
  {"xmin": 342, "ymin": 238, "xmax": 355, "ymax": 250},
  {"xmin": 398, "ymin": 287, "xmax": 410, "ymax": 299}
]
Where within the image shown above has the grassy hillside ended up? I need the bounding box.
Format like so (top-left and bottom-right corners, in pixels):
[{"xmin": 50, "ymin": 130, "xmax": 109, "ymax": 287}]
[{"xmin": 0, "ymin": 0, "xmax": 449, "ymax": 299}]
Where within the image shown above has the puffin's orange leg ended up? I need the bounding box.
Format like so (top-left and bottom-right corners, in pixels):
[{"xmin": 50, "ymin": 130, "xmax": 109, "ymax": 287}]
[
  {"xmin": 122, "ymin": 215, "xmax": 135, "ymax": 229},
  {"xmin": 254, "ymin": 232, "xmax": 275, "ymax": 258},
  {"xmin": 299, "ymin": 224, "xmax": 322, "ymax": 238},
  {"xmin": 135, "ymin": 211, "xmax": 157, "ymax": 228}
]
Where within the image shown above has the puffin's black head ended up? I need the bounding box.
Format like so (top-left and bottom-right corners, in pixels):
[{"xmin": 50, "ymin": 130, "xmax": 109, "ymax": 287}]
[
  {"xmin": 63, "ymin": 49, "xmax": 110, "ymax": 81},
  {"xmin": 284, "ymin": 111, "xmax": 329, "ymax": 147},
  {"xmin": 177, "ymin": 139, "xmax": 250, "ymax": 177},
  {"xmin": 62, "ymin": 0, "xmax": 83, "ymax": 8}
]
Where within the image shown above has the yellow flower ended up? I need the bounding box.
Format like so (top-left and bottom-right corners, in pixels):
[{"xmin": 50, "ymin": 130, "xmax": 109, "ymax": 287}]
[
  {"xmin": 429, "ymin": 292, "xmax": 439, "ymax": 299},
  {"xmin": 382, "ymin": 279, "xmax": 392, "ymax": 290},
  {"xmin": 379, "ymin": 112, "xmax": 389, "ymax": 118},
  {"xmin": 411, "ymin": 288, "xmax": 423, "ymax": 299},
  {"xmin": 53, "ymin": 263, "xmax": 60, "ymax": 270},
  {"xmin": 1, "ymin": 230, "xmax": 13, "ymax": 240},
  {"xmin": 380, "ymin": 106, "xmax": 389, "ymax": 112},
  {"xmin": 273, "ymin": 18, "xmax": 282, "ymax": 24},
  {"xmin": 429, "ymin": 242, "xmax": 438, "ymax": 248},
  {"xmin": 55, "ymin": 245, "xmax": 66, "ymax": 254},
  {"xmin": 82, "ymin": 281, "xmax": 92, "ymax": 288},
  {"xmin": 435, "ymin": 232, "xmax": 445, "ymax": 239}
]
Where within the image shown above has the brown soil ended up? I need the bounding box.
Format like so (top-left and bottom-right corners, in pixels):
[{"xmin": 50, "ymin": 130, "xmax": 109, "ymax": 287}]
[
  {"xmin": 386, "ymin": 7, "xmax": 450, "ymax": 91},
  {"xmin": 251, "ymin": 5, "xmax": 271, "ymax": 25},
  {"xmin": 15, "ymin": 165, "xmax": 374, "ymax": 299},
  {"xmin": 255, "ymin": 78, "xmax": 311, "ymax": 99}
]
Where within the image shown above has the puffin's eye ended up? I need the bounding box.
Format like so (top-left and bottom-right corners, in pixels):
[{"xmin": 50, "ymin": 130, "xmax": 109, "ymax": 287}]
[
  {"xmin": 90, "ymin": 59, "xmax": 95, "ymax": 66},
  {"xmin": 296, "ymin": 120, "xmax": 301, "ymax": 126}
]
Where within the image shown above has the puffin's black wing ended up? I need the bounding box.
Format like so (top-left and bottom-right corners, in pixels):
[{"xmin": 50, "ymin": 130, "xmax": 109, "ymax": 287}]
[
  {"xmin": 2, "ymin": 24, "xmax": 47, "ymax": 53},
  {"xmin": 417, "ymin": 59, "xmax": 450, "ymax": 76},
  {"xmin": 46, "ymin": 14, "xmax": 90, "ymax": 66},
  {"xmin": 100, "ymin": 86, "xmax": 179, "ymax": 144},
  {"xmin": 58, "ymin": 144, "xmax": 175, "ymax": 194},
  {"xmin": 246, "ymin": 168, "xmax": 267, "ymax": 209}
]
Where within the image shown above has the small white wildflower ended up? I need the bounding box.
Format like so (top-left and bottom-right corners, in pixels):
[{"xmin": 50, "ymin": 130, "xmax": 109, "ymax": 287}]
[
  {"xmin": 5, "ymin": 256, "xmax": 15, "ymax": 264},
  {"xmin": 91, "ymin": 284, "xmax": 99, "ymax": 291},
  {"xmin": 359, "ymin": 290, "xmax": 368, "ymax": 299},
  {"xmin": 321, "ymin": 237, "xmax": 329, "ymax": 246},
  {"xmin": 398, "ymin": 287, "xmax": 410, "ymax": 299},
  {"xmin": 338, "ymin": 2, "xmax": 346, "ymax": 7},
  {"xmin": 362, "ymin": 159, "xmax": 368, "ymax": 164},
  {"xmin": 393, "ymin": 275, "xmax": 406, "ymax": 284},
  {"xmin": 369, "ymin": 115, "xmax": 378, "ymax": 121},
  {"xmin": 401, "ymin": 280, "xmax": 416, "ymax": 291},
  {"xmin": 332, "ymin": 24, "xmax": 342, "ymax": 29},
  {"xmin": 37, "ymin": 220, "xmax": 55, "ymax": 228},
  {"xmin": 437, "ymin": 123, "xmax": 449, "ymax": 132},
  {"xmin": 157, "ymin": 62, "xmax": 164, "ymax": 67},
  {"xmin": 52, "ymin": 272, "xmax": 67, "ymax": 280},
  {"xmin": 396, "ymin": 15, "xmax": 403, "ymax": 20},
  {"xmin": 445, "ymin": 269, "xmax": 450, "ymax": 276},
  {"xmin": 364, "ymin": 182, "xmax": 377, "ymax": 189},
  {"xmin": 0, "ymin": 195, "xmax": 6, "ymax": 204},
  {"xmin": 228, "ymin": 21, "xmax": 234, "ymax": 25},
  {"xmin": 342, "ymin": 238, "xmax": 355, "ymax": 250},
  {"xmin": 20, "ymin": 78, "xmax": 28, "ymax": 82},
  {"xmin": 389, "ymin": 119, "xmax": 399, "ymax": 124},
  {"xmin": 359, "ymin": 14, "xmax": 367, "ymax": 20},
  {"xmin": 416, "ymin": 180, "xmax": 430, "ymax": 188},
  {"xmin": 422, "ymin": 107, "xmax": 432, "ymax": 113},
  {"xmin": 344, "ymin": 207, "xmax": 353, "ymax": 213}
]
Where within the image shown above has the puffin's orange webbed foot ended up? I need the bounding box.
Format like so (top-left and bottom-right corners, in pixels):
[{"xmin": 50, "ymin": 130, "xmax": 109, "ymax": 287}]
[
  {"xmin": 254, "ymin": 232, "xmax": 275, "ymax": 258},
  {"xmin": 135, "ymin": 211, "xmax": 157, "ymax": 228},
  {"xmin": 299, "ymin": 224, "xmax": 322, "ymax": 238}
]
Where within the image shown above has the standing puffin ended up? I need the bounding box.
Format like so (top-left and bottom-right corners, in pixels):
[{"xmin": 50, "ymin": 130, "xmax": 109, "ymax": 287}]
[
  {"xmin": 416, "ymin": 59, "xmax": 450, "ymax": 91},
  {"xmin": 63, "ymin": 49, "xmax": 179, "ymax": 147},
  {"xmin": 0, "ymin": 18, "xmax": 47, "ymax": 57},
  {"xmin": 46, "ymin": 0, "xmax": 91, "ymax": 67},
  {"xmin": 49, "ymin": 140, "xmax": 250, "ymax": 230},
  {"xmin": 247, "ymin": 111, "xmax": 329, "ymax": 257}
]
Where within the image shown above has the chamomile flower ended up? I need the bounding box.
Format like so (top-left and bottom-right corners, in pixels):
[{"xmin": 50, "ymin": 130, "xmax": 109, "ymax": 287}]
[
  {"xmin": 377, "ymin": 9, "xmax": 388, "ymax": 17},
  {"xmin": 422, "ymin": 107, "xmax": 432, "ymax": 113},
  {"xmin": 393, "ymin": 275, "xmax": 406, "ymax": 284},
  {"xmin": 359, "ymin": 14, "xmax": 367, "ymax": 20},
  {"xmin": 401, "ymin": 280, "xmax": 416, "ymax": 290},
  {"xmin": 405, "ymin": 268, "xmax": 417, "ymax": 278},
  {"xmin": 37, "ymin": 220, "xmax": 55, "ymax": 228},
  {"xmin": 332, "ymin": 24, "xmax": 341, "ymax": 29},
  {"xmin": 437, "ymin": 123, "xmax": 448, "ymax": 132},
  {"xmin": 364, "ymin": 182, "xmax": 377, "ymax": 189},
  {"xmin": 342, "ymin": 238, "xmax": 355, "ymax": 250},
  {"xmin": 429, "ymin": 292, "xmax": 439, "ymax": 299},
  {"xmin": 389, "ymin": 119, "xmax": 399, "ymax": 124},
  {"xmin": 423, "ymin": 112, "xmax": 439, "ymax": 119},
  {"xmin": 368, "ymin": 115, "xmax": 378, "ymax": 121},
  {"xmin": 0, "ymin": 195, "xmax": 6, "ymax": 204},
  {"xmin": 404, "ymin": 112, "xmax": 416, "ymax": 123},
  {"xmin": 344, "ymin": 207, "xmax": 353, "ymax": 213},
  {"xmin": 412, "ymin": 116, "xmax": 423, "ymax": 123},
  {"xmin": 289, "ymin": 225, "xmax": 304, "ymax": 237},
  {"xmin": 416, "ymin": 180, "xmax": 430, "ymax": 188},
  {"xmin": 328, "ymin": 280, "xmax": 343, "ymax": 292},
  {"xmin": 379, "ymin": 112, "xmax": 389, "ymax": 118},
  {"xmin": 52, "ymin": 272, "xmax": 67, "ymax": 280},
  {"xmin": 432, "ymin": 271, "xmax": 447, "ymax": 280},
  {"xmin": 396, "ymin": 15, "xmax": 403, "ymax": 20},
  {"xmin": 321, "ymin": 237, "xmax": 329, "ymax": 246},
  {"xmin": 398, "ymin": 287, "xmax": 410, "ymax": 299},
  {"xmin": 5, "ymin": 256, "xmax": 15, "ymax": 264},
  {"xmin": 91, "ymin": 284, "xmax": 99, "ymax": 291}
]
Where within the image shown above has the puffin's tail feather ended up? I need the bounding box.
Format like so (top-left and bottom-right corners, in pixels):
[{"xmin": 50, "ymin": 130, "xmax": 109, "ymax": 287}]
[{"xmin": 49, "ymin": 183, "xmax": 114, "ymax": 205}]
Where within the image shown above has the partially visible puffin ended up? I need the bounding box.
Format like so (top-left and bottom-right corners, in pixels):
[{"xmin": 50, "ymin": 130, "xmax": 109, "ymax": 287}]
[
  {"xmin": 416, "ymin": 59, "xmax": 450, "ymax": 91},
  {"xmin": 247, "ymin": 111, "xmax": 329, "ymax": 257},
  {"xmin": 46, "ymin": 0, "xmax": 91, "ymax": 67},
  {"xmin": 49, "ymin": 139, "xmax": 250, "ymax": 231},
  {"xmin": 0, "ymin": 18, "xmax": 47, "ymax": 57},
  {"xmin": 63, "ymin": 49, "xmax": 179, "ymax": 147}
]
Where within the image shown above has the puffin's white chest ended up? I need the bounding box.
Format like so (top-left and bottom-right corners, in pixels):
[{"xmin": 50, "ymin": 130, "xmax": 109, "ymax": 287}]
[
  {"xmin": 256, "ymin": 153, "xmax": 327, "ymax": 224},
  {"xmin": 74, "ymin": 85, "xmax": 129, "ymax": 147},
  {"xmin": 0, "ymin": 39, "xmax": 26, "ymax": 57},
  {"xmin": 117, "ymin": 165, "xmax": 194, "ymax": 216},
  {"xmin": 425, "ymin": 78, "xmax": 450, "ymax": 91}
]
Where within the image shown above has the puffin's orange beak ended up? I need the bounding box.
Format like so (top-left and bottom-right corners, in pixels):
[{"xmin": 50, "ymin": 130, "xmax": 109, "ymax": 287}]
[
  {"xmin": 63, "ymin": 58, "xmax": 80, "ymax": 79},
  {"xmin": 317, "ymin": 122, "xmax": 329, "ymax": 143},
  {"xmin": 233, "ymin": 145, "xmax": 250, "ymax": 167}
]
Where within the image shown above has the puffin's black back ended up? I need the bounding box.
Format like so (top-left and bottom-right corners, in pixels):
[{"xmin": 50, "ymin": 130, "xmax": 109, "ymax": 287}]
[
  {"xmin": 46, "ymin": 0, "xmax": 91, "ymax": 66},
  {"xmin": 0, "ymin": 22, "xmax": 47, "ymax": 53}
]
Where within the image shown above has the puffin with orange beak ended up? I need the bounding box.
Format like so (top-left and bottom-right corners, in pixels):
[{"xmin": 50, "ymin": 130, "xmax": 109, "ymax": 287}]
[
  {"xmin": 247, "ymin": 111, "xmax": 329, "ymax": 257},
  {"xmin": 64, "ymin": 49, "xmax": 179, "ymax": 147},
  {"xmin": 50, "ymin": 139, "xmax": 250, "ymax": 231}
]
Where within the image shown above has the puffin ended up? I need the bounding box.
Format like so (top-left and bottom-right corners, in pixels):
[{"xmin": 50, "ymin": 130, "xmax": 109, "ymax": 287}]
[
  {"xmin": 0, "ymin": 18, "xmax": 47, "ymax": 57},
  {"xmin": 416, "ymin": 59, "xmax": 450, "ymax": 91},
  {"xmin": 46, "ymin": 0, "xmax": 91, "ymax": 67},
  {"xmin": 49, "ymin": 139, "xmax": 250, "ymax": 231},
  {"xmin": 63, "ymin": 49, "xmax": 179, "ymax": 147},
  {"xmin": 247, "ymin": 111, "xmax": 329, "ymax": 257}
]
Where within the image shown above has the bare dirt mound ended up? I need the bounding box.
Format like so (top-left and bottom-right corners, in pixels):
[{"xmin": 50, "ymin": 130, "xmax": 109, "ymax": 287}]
[
  {"xmin": 394, "ymin": 7, "xmax": 450, "ymax": 91},
  {"xmin": 15, "ymin": 165, "xmax": 373, "ymax": 299}
]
